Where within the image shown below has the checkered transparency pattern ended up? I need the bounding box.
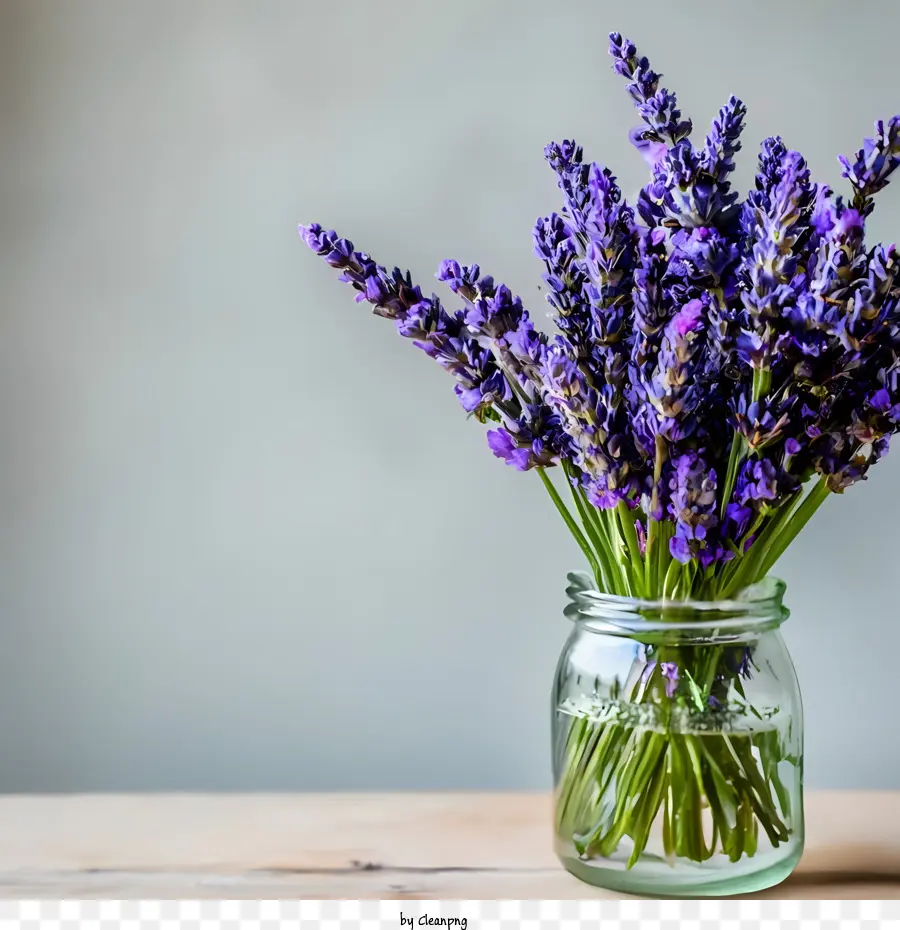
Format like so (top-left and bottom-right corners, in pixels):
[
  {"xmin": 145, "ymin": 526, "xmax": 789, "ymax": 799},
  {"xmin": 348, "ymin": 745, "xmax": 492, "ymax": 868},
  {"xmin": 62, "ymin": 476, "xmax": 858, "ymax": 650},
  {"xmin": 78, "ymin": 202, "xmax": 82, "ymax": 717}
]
[{"xmin": 0, "ymin": 900, "xmax": 898, "ymax": 928}]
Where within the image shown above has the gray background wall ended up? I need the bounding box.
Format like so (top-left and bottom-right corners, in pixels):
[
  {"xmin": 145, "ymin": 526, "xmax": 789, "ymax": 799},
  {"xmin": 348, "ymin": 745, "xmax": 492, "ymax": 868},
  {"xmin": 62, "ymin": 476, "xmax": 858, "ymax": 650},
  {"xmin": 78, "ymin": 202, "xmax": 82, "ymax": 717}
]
[{"xmin": 1, "ymin": 0, "xmax": 898, "ymax": 791}]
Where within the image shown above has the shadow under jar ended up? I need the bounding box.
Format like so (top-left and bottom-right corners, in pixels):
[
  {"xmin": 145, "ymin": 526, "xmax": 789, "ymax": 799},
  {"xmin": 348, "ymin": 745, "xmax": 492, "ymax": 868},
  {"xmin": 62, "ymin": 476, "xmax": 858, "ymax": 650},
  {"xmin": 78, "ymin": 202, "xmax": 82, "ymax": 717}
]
[{"xmin": 552, "ymin": 572, "xmax": 803, "ymax": 897}]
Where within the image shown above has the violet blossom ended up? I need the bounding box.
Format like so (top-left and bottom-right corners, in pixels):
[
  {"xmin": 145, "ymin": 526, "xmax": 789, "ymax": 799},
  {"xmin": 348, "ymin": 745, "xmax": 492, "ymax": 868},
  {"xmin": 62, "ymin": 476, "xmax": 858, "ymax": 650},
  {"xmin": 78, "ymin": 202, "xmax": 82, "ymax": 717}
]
[
  {"xmin": 299, "ymin": 29, "xmax": 900, "ymax": 603},
  {"xmin": 660, "ymin": 662, "xmax": 680, "ymax": 698}
]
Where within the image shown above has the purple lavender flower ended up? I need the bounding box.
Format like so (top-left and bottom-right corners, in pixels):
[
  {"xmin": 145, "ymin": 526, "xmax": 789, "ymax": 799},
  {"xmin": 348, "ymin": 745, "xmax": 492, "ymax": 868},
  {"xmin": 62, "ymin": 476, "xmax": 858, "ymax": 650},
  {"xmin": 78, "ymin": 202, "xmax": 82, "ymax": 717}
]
[
  {"xmin": 741, "ymin": 136, "xmax": 793, "ymax": 236},
  {"xmin": 817, "ymin": 431, "xmax": 892, "ymax": 492},
  {"xmin": 810, "ymin": 182, "xmax": 836, "ymax": 240},
  {"xmin": 486, "ymin": 403, "xmax": 565, "ymax": 471},
  {"xmin": 633, "ymin": 298, "xmax": 707, "ymax": 449},
  {"xmin": 436, "ymin": 260, "xmax": 491, "ymax": 302},
  {"xmin": 541, "ymin": 343, "xmax": 635, "ymax": 508},
  {"xmin": 726, "ymin": 646, "xmax": 754, "ymax": 680},
  {"xmin": 541, "ymin": 149, "xmax": 637, "ymax": 348},
  {"xmin": 544, "ymin": 140, "xmax": 586, "ymax": 199},
  {"xmin": 436, "ymin": 260, "xmax": 544, "ymax": 384},
  {"xmin": 668, "ymin": 451, "xmax": 717, "ymax": 562},
  {"xmin": 654, "ymin": 143, "xmax": 710, "ymax": 227},
  {"xmin": 608, "ymin": 33, "xmax": 692, "ymax": 148},
  {"xmin": 660, "ymin": 662, "xmax": 680, "ymax": 698},
  {"xmin": 739, "ymin": 143, "xmax": 815, "ymax": 372},
  {"xmin": 735, "ymin": 458, "xmax": 779, "ymax": 504},
  {"xmin": 632, "ymin": 227, "xmax": 670, "ymax": 337},
  {"xmin": 839, "ymin": 116, "xmax": 900, "ymax": 214},
  {"xmin": 487, "ymin": 429, "xmax": 528, "ymax": 468},
  {"xmin": 533, "ymin": 212, "xmax": 594, "ymax": 362},
  {"xmin": 670, "ymin": 227, "xmax": 740, "ymax": 287},
  {"xmin": 635, "ymin": 519, "xmax": 647, "ymax": 556},
  {"xmin": 299, "ymin": 224, "xmax": 522, "ymax": 425},
  {"xmin": 723, "ymin": 457, "xmax": 800, "ymax": 546},
  {"xmin": 631, "ymin": 95, "xmax": 745, "ymax": 234},
  {"xmin": 450, "ymin": 343, "xmax": 514, "ymax": 413},
  {"xmin": 583, "ymin": 166, "xmax": 637, "ymax": 297},
  {"xmin": 808, "ymin": 206, "xmax": 868, "ymax": 316},
  {"xmin": 729, "ymin": 396, "xmax": 791, "ymax": 450},
  {"xmin": 300, "ymin": 224, "xmax": 425, "ymax": 318},
  {"xmin": 629, "ymin": 127, "xmax": 667, "ymax": 169},
  {"xmin": 607, "ymin": 32, "xmax": 747, "ymax": 233},
  {"xmin": 701, "ymin": 96, "xmax": 747, "ymax": 214},
  {"xmin": 299, "ymin": 32, "xmax": 900, "ymax": 605}
]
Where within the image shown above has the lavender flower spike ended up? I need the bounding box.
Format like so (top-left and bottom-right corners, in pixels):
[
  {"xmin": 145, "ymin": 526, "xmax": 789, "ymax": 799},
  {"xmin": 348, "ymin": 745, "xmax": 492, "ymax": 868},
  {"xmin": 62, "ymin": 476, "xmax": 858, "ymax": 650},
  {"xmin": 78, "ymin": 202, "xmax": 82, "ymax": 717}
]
[
  {"xmin": 668, "ymin": 451, "xmax": 718, "ymax": 563},
  {"xmin": 701, "ymin": 95, "xmax": 747, "ymax": 212},
  {"xmin": 608, "ymin": 33, "xmax": 692, "ymax": 148},
  {"xmin": 486, "ymin": 402, "xmax": 565, "ymax": 472},
  {"xmin": 738, "ymin": 143, "xmax": 814, "ymax": 369},
  {"xmin": 839, "ymin": 115, "xmax": 900, "ymax": 214},
  {"xmin": 299, "ymin": 223, "xmax": 516, "ymax": 422},
  {"xmin": 533, "ymin": 212, "xmax": 594, "ymax": 363},
  {"xmin": 436, "ymin": 259, "xmax": 547, "ymax": 391}
]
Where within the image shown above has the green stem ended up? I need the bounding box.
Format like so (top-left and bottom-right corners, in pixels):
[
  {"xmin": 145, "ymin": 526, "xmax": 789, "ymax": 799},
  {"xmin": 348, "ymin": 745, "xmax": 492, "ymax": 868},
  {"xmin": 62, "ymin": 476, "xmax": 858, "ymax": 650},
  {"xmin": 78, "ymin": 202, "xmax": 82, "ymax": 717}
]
[
  {"xmin": 710, "ymin": 509, "xmax": 769, "ymax": 597},
  {"xmin": 649, "ymin": 434, "xmax": 667, "ymax": 520},
  {"xmin": 718, "ymin": 369, "xmax": 771, "ymax": 525},
  {"xmin": 582, "ymin": 493, "xmax": 630, "ymax": 595},
  {"xmin": 754, "ymin": 477, "xmax": 830, "ymax": 580},
  {"xmin": 656, "ymin": 520, "xmax": 673, "ymax": 599},
  {"xmin": 537, "ymin": 468, "xmax": 602, "ymax": 586},
  {"xmin": 626, "ymin": 745, "xmax": 669, "ymax": 869},
  {"xmin": 601, "ymin": 506, "xmax": 636, "ymax": 596},
  {"xmin": 719, "ymin": 432, "xmax": 746, "ymax": 522},
  {"xmin": 565, "ymin": 476, "xmax": 618, "ymax": 594},
  {"xmin": 645, "ymin": 436, "xmax": 667, "ymax": 597},
  {"xmin": 752, "ymin": 365, "xmax": 772, "ymax": 401},
  {"xmin": 616, "ymin": 502, "xmax": 646, "ymax": 597},
  {"xmin": 662, "ymin": 558, "xmax": 682, "ymax": 598},
  {"xmin": 717, "ymin": 492, "xmax": 802, "ymax": 597},
  {"xmin": 645, "ymin": 517, "xmax": 658, "ymax": 594}
]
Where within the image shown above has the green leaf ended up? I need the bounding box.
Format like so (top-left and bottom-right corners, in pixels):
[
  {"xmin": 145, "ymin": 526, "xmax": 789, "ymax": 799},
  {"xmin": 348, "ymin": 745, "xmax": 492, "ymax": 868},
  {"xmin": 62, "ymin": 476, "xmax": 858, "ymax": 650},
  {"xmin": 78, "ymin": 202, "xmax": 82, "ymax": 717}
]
[{"xmin": 683, "ymin": 670, "xmax": 706, "ymax": 713}]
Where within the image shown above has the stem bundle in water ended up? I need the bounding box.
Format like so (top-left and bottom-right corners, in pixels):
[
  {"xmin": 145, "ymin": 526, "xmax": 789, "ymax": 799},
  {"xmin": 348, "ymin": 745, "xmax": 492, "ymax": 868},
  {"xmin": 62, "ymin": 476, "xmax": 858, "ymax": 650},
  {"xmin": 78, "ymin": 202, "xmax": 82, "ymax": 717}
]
[
  {"xmin": 552, "ymin": 607, "xmax": 803, "ymax": 890},
  {"xmin": 555, "ymin": 708, "xmax": 795, "ymax": 869}
]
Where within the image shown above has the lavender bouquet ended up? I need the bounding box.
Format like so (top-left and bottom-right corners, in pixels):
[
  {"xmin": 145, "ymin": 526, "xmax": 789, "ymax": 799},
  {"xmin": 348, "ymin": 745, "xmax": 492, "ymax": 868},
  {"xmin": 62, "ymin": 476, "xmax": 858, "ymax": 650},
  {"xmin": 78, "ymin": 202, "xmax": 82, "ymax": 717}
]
[{"xmin": 300, "ymin": 33, "xmax": 900, "ymax": 892}]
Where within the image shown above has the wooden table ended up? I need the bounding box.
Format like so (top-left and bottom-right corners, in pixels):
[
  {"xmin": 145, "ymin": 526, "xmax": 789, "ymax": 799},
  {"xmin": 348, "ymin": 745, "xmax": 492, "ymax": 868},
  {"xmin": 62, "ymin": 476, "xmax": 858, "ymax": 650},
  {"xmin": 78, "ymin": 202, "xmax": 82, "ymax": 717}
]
[{"xmin": 0, "ymin": 793, "xmax": 897, "ymax": 898}]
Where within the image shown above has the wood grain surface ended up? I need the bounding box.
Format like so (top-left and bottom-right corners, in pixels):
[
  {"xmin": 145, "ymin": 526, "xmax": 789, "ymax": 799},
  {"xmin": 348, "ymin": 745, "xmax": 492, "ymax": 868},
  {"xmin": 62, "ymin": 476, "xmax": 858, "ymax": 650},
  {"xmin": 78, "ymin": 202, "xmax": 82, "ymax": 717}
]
[{"xmin": 0, "ymin": 792, "xmax": 897, "ymax": 898}]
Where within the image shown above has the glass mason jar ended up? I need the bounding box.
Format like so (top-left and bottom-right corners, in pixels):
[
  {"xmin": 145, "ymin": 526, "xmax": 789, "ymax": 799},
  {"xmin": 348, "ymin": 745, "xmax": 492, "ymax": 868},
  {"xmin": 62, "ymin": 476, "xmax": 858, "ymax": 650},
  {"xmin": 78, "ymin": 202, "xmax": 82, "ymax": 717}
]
[{"xmin": 553, "ymin": 571, "xmax": 803, "ymax": 897}]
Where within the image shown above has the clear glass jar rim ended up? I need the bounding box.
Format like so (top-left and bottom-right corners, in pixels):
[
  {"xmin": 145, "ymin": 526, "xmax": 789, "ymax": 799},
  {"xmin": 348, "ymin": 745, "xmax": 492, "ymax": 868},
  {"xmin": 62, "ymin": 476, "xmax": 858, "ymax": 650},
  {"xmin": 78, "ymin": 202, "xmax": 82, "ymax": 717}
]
[{"xmin": 565, "ymin": 571, "xmax": 788, "ymax": 634}]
